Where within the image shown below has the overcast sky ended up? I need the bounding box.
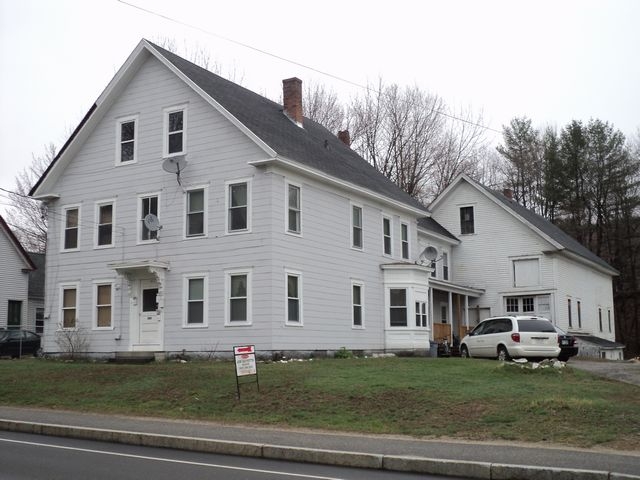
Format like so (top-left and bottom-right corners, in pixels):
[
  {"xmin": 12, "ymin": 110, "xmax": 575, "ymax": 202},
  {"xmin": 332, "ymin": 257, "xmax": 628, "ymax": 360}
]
[{"xmin": 1, "ymin": 0, "xmax": 639, "ymax": 212}]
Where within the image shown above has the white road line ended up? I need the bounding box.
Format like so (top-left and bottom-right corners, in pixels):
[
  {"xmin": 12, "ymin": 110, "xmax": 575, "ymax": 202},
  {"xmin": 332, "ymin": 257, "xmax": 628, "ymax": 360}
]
[{"xmin": 0, "ymin": 437, "xmax": 344, "ymax": 480}]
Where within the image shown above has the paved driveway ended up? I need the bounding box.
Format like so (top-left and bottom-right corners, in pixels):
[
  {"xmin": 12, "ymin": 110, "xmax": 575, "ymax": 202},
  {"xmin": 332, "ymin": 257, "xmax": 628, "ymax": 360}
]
[{"xmin": 569, "ymin": 359, "xmax": 640, "ymax": 386}]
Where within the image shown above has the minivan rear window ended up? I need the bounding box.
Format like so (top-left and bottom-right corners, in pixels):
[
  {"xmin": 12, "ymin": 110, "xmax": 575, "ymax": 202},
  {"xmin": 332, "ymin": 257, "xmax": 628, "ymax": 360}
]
[{"xmin": 517, "ymin": 319, "xmax": 555, "ymax": 332}]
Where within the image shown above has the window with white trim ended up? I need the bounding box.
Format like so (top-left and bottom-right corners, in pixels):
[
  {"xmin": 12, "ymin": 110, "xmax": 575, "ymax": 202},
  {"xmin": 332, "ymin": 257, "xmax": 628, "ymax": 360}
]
[
  {"xmin": 184, "ymin": 275, "xmax": 207, "ymax": 326},
  {"xmin": 513, "ymin": 258, "xmax": 540, "ymax": 287},
  {"xmin": 608, "ymin": 310, "xmax": 612, "ymax": 333},
  {"xmin": 389, "ymin": 288, "xmax": 407, "ymax": 327},
  {"xmin": 287, "ymin": 183, "xmax": 301, "ymax": 234},
  {"xmin": 62, "ymin": 205, "xmax": 80, "ymax": 250},
  {"xmin": 442, "ymin": 252, "xmax": 449, "ymax": 280},
  {"xmin": 598, "ymin": 308, "xmax": 603, "ymax": 332},
  {"xmin": 95, "ymin": 283, "xmax": 113, "ymax": 329},
  {"xmin": 415, "ymin": 301, "xmax": 427, "ymax": 327},
  {"xmin": 506, "ymin": 297, "xmax": 519, "ymax": 312},
  {"xmin": 61, "ymin": 285, "xmax": 78, "ymax": 329},
  {"xmin": 568, "ymin": 299, "xmax": 573, "ymax": 328},
  {"xmin": 286, "ymin": 272, "xmax": 302, "ymax": 324},
  {"xmin": 352, "ymin": 282, "xmax": 364, "ymax": 327},
  {"xmin": 227, "ymin": 181, "xmax": 250, "ymax": 233},
  {"xmin": 401, "ymin": 223, "xmax": 409, "ymax": 260},
  {"xmin": 352, "ymin": 205, "xmax": 363, "ymax": 249},
  {"xmin": 95, "ymin": 201, "xmax": 114, "ymax": 247},
  {"xmin": 382, "ymin": 216, "xmax": 392, "ymax": 256},
  {"xmin": 116, "ymin": 116, "xmax": 137, "ymax": 163},
  {"xmin": 139, "ymin": 194, "xmax": 159, "ymax": 242},
  {"xmin": 522, "ymin": 297, "xmax": 534, "ymax": 313},
  {"xmin": 186, "ymin": 188, "xmax": 205, "ymax": 237},
  {"xmin": 226, "ymin": 270, "xmax": 251, "ymax": 324},
  {"xmin": 460, "ymin": 206, "xmax": 474, "ymax": 234},
  {"xmin": 164, "ymin": 106, "xmax": 186, "ymax": 157},
  {"xmin": 577, "ymin": 300, "xmax": 582, "ymax": 328}
]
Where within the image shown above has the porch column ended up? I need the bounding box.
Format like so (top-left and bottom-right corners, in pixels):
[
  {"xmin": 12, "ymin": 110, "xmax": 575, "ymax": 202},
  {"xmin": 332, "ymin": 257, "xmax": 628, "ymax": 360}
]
[
  {"xmin": 448, "ymin": 291, "xmax": 453, "ymax": 340},
  {"xmin": 429, "ymin": 287, "xmax": 434, "ymax": 335},
  {"xmin": 464, "ymin": 295, "xmax": 469, "ymax": 329}
]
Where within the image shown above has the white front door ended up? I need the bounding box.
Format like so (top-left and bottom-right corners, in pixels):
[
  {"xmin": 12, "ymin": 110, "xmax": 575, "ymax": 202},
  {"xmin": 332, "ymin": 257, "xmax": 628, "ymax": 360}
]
[{"xmin": 138, "ymin": 280, "xmax": 161, "ymax": 346}]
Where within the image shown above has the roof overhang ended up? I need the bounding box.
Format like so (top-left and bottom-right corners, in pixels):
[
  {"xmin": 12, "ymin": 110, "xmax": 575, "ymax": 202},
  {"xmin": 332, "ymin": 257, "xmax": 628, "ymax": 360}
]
[
  {"xmin": 250, "ymin": 156, "xmax": 430, "ymax": 217},
  {"xmin": 429, "ymin": 278, "xmax": 484, "ymax": 297},
  {"xmin": 108, "ymin": 259, "xmax": 170, "ymax": 274},
  {"xmin": 417, "ymin": 227, "xmax": 460, "ymax": 246}
]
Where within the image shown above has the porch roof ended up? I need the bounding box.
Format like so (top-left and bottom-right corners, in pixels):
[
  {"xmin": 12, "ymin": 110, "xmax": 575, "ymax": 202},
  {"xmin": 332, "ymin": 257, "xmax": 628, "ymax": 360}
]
[{"xmin": 429, "ymin": 278, "xmax": 484, "ymax": 297}]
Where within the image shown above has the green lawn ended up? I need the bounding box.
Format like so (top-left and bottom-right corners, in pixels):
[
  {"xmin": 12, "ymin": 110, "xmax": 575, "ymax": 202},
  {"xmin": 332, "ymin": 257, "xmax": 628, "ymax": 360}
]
[{"xmin": 1, "ymin": 357, "xmax": 638, "ymax": 450}]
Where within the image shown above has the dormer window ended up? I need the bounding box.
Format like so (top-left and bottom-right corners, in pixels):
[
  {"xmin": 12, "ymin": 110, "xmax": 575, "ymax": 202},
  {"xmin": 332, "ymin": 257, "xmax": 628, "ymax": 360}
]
[{"xmin": 164, "ymin": 105, "xmax": 187, "ymax": 157}]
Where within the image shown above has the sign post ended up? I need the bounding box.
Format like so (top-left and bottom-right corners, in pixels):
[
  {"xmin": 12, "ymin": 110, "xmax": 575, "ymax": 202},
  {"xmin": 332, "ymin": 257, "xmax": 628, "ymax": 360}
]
[{"xmin": 233, "ymin": 345, "xmax": 259, "ymax": 399}]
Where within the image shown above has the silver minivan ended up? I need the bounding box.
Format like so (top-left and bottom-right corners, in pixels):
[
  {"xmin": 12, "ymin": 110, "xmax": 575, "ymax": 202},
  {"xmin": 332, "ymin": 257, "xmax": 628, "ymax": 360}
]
[{"xmin": 460, "ymin": 316, "xmax": 560, "ymax": 361}]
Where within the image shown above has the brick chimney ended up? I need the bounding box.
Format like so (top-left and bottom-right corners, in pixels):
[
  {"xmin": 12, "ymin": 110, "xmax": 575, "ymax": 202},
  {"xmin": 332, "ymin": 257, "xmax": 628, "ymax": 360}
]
[
  {"xmin": 338, "ymin": 130, "xmax": 351, "ymax": 147},
  {"xmin": 503, "ymin": 188, "xmax": 513, "ymax": 200},
  {"xmin": 282, "ymin": 77, "xmax": 303, "ymax": 127}
]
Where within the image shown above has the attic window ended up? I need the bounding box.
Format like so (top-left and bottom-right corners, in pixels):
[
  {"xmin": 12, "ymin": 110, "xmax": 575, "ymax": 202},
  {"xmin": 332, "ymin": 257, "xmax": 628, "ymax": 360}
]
[
  {"xmin": 460, "ymin": 206, "xmax": 474, "ymax": 235},
  {"xmin": 164, "ymin": 105, "xmax": 187, "ymax": 157},
  {"xmin": 116, "ymin": 115, "xmax": 138, "ymax": 164}
]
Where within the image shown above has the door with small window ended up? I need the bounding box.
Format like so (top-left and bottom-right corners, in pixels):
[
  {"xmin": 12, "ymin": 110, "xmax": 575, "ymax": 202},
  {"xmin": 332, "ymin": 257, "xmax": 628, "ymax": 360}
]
[{"xmin": 138, "ymin": 280, "xmax": 161, "ymax": 346}]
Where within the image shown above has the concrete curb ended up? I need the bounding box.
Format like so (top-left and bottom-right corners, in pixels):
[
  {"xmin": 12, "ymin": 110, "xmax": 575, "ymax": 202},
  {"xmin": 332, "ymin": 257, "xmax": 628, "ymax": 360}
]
[{"xmin": 1, "ymin": 419, "xmax": 638, "ymax": 480}]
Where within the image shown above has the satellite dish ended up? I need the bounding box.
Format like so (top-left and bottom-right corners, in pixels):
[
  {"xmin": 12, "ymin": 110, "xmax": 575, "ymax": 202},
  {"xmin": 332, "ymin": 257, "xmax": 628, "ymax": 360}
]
[
  {"xmin": 143, "ymin": 214, "xmax": 162, "ymax": 232},
  {"xmin": 162, "ymin": 156, "xmax": 188, "ymax": 186},
  {"xmin": 419, "ymin": 246, "xmax": 438, "ymax": 263},
  {"xmin": 162, "ymin": 156, "xmax": 188, "ymax": 174}
]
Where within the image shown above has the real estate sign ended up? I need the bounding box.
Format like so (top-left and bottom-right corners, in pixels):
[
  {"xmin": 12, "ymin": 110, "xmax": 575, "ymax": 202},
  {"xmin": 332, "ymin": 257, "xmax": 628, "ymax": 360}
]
[{"xmin": 233, "ymin": 345, "xmax": 259, "ymax": 399}]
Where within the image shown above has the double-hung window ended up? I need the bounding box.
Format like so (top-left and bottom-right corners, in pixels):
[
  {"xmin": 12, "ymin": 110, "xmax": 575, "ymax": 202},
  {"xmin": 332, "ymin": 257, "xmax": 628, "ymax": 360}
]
[
  {"xmin": 442, "ymin": 252, "xmax": 449, "ymax": 280},
  {"xmin": 95, "ymin": 283, "xmax": 113, "ymax": 329},
  {"xmin": 389, "ymin": 288, "xmax": 407, "ymax": 327},
  {"xmin": 382, "ymin": 216, "xmax": 392, "ymax": 256},
  {"xmin": 598, "ymin": 308, "xmax": 603, "ymax": 332},
  {"xmin": 287, "ymin": 184, "xmax": 301, "ymax": 234},
  {"xmin": 95, "ymin": 201, "xmax": 114, "ymax": 247},
  {"xmin": 352, "ymin": 283, "xmax": 364, "ymax": 327},
  {"xmin": 608, "ymin": 310, "xmax": 612, "ymax": 333},
  {"xmin": 139, "ymin": 194, "xmax": 159, "ymax": 242},
  {"xmin": 415, "ymin": 301, "xmax": 427, "ymax": 327},
  {"xmin": 61, "ymin": 285, "xmax": 78, "ymax": 329},
  {"xmin": 7, "ymin": 300, "xmax": 22, "ymax": 329},
  {"xmin": 116, "ymin": 115, "xmax": 137, "ymax": 163},
  {"xmin": 62, "ymin": 205, "xmax": 80, "ymax": 250},
  {"xmin": 460, "ymin": 206, "xmax": 474, "ymax": 234},
  {"xmin": 227, "ymin": 181, "xmax": 249, "ymax": 233},
  {"xmin": 186, "ymin": 188, "xmax": 205, "ymax": 237},
  {"xmin": 286, "ymin": 272, "xmax": 302, "ymax": 324},
  {"xmin": 401, "ymin": 223, "xmax": 409, "ymax": 259},
  {"xmin": 227, "ymin": 270, "xmax": 251, "ymax": 324},
  {"xmin": 577, "ymin": 301, "xmax": 582, "ymax": 328},
  {"xmin": 567, "ymin": 299, "xmax": 572, "ymax": 328},
  {"xmin": 164, "ymin": 106, "xmax": 186, "ymax": 157},
  {"xmin": 352, "ymin": 205, "xmax": 363, "ymax": 249},
  {"xmin": 184, "ymin": 275, "xmax": 207, "ymax": 326}
]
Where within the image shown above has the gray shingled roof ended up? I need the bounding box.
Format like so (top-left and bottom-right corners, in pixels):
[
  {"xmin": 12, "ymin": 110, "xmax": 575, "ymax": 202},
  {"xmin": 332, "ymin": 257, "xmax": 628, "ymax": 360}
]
[
  {"xmin": 150, "ymin": 43, "xmax": 427, "ymax": 213},
  {"xmin": 481, "ymin": 185, "xmax": 617, "ymax": 274},
  {"xmin": 417, "ymin": 217, "xmax": 458, "ymax": 241},
  {"xmin": 573, "ymin": 335, "xmax": 625, "ymax": 349},
  {"xmin": 28, "ymin": 252, "xmax": 45, "ymax": 299}
]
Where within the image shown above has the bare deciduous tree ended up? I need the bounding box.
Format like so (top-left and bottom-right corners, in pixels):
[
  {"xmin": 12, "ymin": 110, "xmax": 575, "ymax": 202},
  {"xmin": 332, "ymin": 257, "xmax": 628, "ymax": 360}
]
[
  {"xmin": 302, "ymin": 81, "xmax": 345, "ymax": 134},
  {"xmin": 7, "ymin": 143, "xmax": 55, "ymax": 253}
]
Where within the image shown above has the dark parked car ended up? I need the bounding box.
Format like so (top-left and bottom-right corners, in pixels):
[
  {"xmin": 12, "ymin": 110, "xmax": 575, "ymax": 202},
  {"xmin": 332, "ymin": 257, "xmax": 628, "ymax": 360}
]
[
  {"xmin": 555, "ymin": 326, "xmax": 579, "ymax": 362},
  {"xmin": 0, "ymin": 330, "xmax": 41, "ymax": 358}
]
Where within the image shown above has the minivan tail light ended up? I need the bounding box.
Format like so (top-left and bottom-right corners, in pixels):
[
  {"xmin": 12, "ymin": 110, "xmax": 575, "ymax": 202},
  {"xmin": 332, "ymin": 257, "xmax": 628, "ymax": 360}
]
[{"xmin": 511, "ymin": 333, "xmax": 521, "ymax": 343}]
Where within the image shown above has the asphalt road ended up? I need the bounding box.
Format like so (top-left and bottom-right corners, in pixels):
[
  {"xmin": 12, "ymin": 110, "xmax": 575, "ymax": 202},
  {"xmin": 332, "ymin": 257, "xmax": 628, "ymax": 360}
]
[{"xmin": 0, "ymin": 431, "xmax": 464, "ymax": 480}]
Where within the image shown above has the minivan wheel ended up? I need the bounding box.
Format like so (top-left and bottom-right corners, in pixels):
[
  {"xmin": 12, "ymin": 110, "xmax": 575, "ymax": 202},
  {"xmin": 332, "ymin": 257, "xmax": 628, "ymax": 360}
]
[
  {"xmin": 460, "ymin": 345, "xmax": 470, "ymax": 358},
  {"xmin": 497, "ymin": 346, "xmax": 511, "ymax": 362}
]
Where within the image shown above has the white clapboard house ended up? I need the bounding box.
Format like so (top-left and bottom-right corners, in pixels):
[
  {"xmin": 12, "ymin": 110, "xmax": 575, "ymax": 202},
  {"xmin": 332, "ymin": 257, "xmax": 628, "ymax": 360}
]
[{"xmin": 30, "ymin": 40, "xmax": 622, "ymax": 359}]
